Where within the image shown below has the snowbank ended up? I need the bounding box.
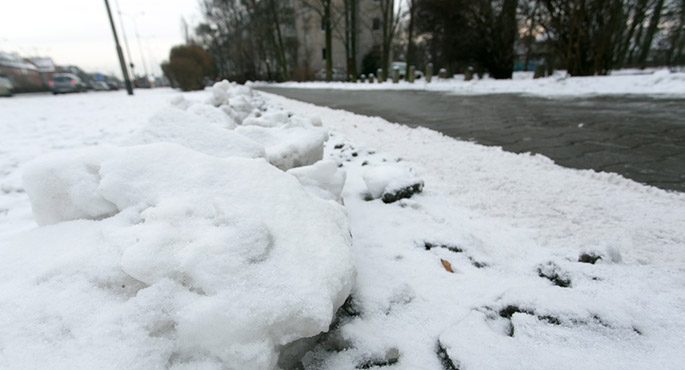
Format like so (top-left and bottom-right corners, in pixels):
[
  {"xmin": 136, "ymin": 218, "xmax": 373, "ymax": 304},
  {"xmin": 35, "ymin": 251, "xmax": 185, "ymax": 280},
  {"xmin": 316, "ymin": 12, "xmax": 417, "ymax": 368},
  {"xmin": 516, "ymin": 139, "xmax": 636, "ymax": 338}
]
[
  {"xmin": 1, "ymin": 81, "xmax": 684, "ymax": 370},
  {"xmin": 2, "ymin": 82, "xmax": 356, "ymax": 370},
  {"xmin": 254, "ymin": 68, "xmax": 685, "ymax": 98}
]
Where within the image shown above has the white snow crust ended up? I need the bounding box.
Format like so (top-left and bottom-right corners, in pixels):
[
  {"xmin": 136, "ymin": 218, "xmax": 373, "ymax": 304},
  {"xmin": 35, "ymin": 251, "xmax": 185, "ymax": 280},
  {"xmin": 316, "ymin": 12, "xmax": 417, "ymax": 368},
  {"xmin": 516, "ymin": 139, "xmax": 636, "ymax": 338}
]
[
  {"xmin": 1, "ymin": 83, "xmax": 355, "ymax": 370},
  {"xmin": 1, "ymin": 73, "xmax": 684, "ymax": 370}
]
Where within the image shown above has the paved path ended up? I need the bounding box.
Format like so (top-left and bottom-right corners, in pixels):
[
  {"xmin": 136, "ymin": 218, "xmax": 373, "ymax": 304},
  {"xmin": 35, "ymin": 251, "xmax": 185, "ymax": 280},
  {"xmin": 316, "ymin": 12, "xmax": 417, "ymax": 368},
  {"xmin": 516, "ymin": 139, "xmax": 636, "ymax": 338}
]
[{"xmin": 257, "ymin": 87, "xmax": 685, "ymax": 193}]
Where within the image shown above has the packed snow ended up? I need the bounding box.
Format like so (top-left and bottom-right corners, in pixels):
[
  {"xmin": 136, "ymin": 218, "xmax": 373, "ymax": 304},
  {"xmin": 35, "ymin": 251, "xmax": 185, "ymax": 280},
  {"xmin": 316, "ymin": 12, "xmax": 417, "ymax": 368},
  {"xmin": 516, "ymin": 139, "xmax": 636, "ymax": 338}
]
[
  {"xmin": 256, "ymin": 68, "xmax": 685, "ymax": 98},
  {"xmin": 1, "ymin": 74, "xmax": 684, "ymax": 370}
]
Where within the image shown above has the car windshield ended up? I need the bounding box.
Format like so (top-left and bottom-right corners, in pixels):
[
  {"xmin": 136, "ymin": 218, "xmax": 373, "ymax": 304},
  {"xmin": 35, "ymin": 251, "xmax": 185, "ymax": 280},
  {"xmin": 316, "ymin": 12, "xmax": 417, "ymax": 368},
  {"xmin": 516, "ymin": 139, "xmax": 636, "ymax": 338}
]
[{"xmin": 53, "ymin": 76, "xmax": 72, "ymax": 82}]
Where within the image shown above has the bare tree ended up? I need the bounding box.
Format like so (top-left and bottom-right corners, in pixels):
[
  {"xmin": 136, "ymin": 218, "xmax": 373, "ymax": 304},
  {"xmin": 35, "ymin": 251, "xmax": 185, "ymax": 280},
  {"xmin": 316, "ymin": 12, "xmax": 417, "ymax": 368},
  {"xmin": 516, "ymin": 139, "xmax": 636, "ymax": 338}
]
[
  {"xmin": 638, "ymin": 0, "xmax": 665, "ymax": 67},
  {"xmin": 405, "ymin": 0, "xmax": 418, "ymax": 74},
  {"xmin": 379, "ymin": 0, "xmax": 400, "ymax": 80},
  {"xmin": 414, "ymin": 0, "xmax": 518, "ymax": 78},
  {"xmin": 301, "ymin": 0, "xmax": 334, "ymax": 81},
  {"xmin": 194, "ymin": 0, "xmax": 296, "ymax": 82},
  {"xmin": 344, "ymin": 0, "xmax": 358, "ymax": 80},
  {"xmin": 538, "ymin": 0, "xmax": 626, "ymax": 76},
  {"xmin": 663, "ymin": 0, "xmax": 685, "ymax": 66}
]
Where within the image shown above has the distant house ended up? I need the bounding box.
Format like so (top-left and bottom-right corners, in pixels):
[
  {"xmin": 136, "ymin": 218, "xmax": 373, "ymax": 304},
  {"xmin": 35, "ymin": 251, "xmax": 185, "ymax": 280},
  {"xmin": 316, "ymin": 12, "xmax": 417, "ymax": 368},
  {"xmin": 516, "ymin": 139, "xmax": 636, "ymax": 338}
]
[
  {"xmin": 0, "ymin": 52, "xmax": 45, "ymax": 92},
  {"xmin": 26, "ymin": 57, "xmax": 58, "ymax": 86}
]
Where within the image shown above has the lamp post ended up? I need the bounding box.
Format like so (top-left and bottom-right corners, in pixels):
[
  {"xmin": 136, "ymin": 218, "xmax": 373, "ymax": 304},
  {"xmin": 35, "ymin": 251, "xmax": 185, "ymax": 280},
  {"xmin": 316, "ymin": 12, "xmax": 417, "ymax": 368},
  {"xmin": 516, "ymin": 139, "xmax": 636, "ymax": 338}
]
[
  {"xmin": 104, "ymin": 0, "xmax": 133, "ymax": 95},
  {"xmin": 131, "ymin": 13, "xmax": 150, "ymax": 79},
  {"xmin": 115, "ymin": 0, "xmax": 135, "ymax": 83}
]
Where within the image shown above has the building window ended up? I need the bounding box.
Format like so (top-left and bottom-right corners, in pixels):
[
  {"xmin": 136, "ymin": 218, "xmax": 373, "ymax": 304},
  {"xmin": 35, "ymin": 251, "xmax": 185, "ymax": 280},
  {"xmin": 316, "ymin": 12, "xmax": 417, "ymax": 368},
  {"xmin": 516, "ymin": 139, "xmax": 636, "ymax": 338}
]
[
  {"xmin": 372, "ymin": 18, "xmax": 380, "ymax": 30},
  {"xmin": 321, "ymin": 17, "xmax": 325, "ymax": 31},
  {"xmin": 322, "ymin": 48, "xmax": 326, "ymax": 60}
]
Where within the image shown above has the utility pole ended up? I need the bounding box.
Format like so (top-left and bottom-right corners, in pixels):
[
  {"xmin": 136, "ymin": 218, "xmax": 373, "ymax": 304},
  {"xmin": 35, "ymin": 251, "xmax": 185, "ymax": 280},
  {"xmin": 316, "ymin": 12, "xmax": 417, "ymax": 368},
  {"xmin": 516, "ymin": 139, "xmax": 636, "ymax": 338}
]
[{"xmin": 104, "ymin": 0, "xmax": 133, "ymax": 95}]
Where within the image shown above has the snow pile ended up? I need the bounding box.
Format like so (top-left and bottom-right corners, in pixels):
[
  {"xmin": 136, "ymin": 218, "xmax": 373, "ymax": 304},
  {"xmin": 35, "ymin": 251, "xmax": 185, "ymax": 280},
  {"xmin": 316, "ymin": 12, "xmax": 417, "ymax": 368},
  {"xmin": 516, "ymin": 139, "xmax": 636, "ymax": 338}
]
[
  {"xmin": 2, "ymin": 85, "xmax": 685, "ymax": 370},
  {"xmin": 1, "ymin": 83, "xmax": 356, "ymax": 370},
  {"xmin": 262, "ymin": 92, "xmax": 685, "ymax": 370},
  {"xmin": 256, "ymin": 68, "xmax": 685, "ymax": 98},
  {"xmin": 124, "ymin": 108, "xmax": 266, "ymax": 159}
]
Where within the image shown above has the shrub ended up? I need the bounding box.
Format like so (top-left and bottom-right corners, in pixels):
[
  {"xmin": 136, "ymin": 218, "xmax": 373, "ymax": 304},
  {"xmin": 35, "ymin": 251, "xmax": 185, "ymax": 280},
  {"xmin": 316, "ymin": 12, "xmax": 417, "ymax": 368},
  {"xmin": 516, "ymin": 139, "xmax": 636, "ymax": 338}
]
[{"xmin": 162, "ymin": 45, "xmax": 214, "ymax": 91}]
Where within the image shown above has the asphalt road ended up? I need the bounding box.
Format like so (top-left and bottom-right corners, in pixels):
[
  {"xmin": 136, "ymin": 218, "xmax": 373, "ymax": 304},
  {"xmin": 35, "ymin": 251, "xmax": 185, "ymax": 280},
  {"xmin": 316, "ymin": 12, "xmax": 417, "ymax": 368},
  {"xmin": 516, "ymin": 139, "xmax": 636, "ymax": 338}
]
[{"xmin": 257, "ymin": 87, "xmax": 685, "ymax": 193}]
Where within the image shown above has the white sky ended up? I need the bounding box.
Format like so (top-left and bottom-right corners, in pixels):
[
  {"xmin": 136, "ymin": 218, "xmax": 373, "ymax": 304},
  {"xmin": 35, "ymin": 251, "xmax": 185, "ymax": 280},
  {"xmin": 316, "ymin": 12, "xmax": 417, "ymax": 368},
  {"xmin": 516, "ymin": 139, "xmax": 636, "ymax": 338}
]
[{"xmin": 0, "ymin": 0, "xmax": 201, "ymax": 79}]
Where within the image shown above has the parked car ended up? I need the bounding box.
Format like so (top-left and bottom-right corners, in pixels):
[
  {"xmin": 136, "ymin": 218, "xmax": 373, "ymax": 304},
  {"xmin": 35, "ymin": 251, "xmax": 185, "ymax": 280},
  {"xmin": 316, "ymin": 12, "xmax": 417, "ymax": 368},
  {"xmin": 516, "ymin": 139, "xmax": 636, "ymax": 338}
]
[
  {"xmin": 92, "ymin": 81, "xmax": 110, "ymax": 91},
  {"xmin": 106, "ymin": 80, "xmax": 119, "ymax": 90},
  {"xmin": 49, "ymin": 73, "xmax": 87, "ymax": 94},
  {"xmin": 0, "ymin": 73, "xmax": 13, "ymax": 97},
  {"xmin": 315, "ymin": 68, "xmax": 347, "ymax": 81}
]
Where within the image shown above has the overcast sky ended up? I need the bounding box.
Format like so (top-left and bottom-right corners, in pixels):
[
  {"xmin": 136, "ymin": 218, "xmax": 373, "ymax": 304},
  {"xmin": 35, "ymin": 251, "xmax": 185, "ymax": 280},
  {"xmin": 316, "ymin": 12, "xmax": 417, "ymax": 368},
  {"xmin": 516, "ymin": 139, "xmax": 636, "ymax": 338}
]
[{"xmin": 0, "ymin": 0, "xmax": 201, "ymax": 78}]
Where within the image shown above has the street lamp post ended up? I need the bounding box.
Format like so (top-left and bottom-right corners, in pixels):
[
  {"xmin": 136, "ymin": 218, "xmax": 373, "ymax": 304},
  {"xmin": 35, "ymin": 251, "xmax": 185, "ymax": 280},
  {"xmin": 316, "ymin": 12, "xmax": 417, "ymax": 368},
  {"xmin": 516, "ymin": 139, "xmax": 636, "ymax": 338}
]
[
  {"xmin": 115, "ymin": 0, "xmax": 136, "ymax": 82},
  {"xmin": 104, "ymin": 0, "xmax": 133, "ymax": 95}
]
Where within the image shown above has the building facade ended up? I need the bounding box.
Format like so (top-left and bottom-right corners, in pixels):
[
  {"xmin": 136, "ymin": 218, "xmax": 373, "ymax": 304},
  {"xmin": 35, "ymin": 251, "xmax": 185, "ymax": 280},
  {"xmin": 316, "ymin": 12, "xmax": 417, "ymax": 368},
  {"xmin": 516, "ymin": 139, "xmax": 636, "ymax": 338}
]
[{"xmin": 293, "ymin": 0, "xmax": 385, "ymax": 80}]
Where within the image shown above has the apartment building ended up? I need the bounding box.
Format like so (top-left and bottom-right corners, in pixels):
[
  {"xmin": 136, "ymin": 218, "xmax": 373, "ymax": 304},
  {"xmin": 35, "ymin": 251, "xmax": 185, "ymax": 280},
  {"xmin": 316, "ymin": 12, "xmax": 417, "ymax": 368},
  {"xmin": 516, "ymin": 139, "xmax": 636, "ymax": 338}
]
[{"xmin": 292, "ymin": 0, "xmax": 385, "ymax": 80}]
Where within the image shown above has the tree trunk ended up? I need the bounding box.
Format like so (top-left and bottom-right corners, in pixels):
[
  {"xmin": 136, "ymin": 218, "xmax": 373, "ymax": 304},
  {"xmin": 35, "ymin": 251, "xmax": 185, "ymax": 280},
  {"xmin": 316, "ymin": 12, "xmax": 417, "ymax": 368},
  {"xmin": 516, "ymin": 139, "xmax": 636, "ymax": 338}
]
[
  {"xmin": 343, "ymin": 0, "xmax": 358, "ymax": 81},
  {"xmin": 324, "ymin": 0, "xmax": 333, "ymax": 81},
  {"xmin": 269, "ymin": 0, "xmax": 290, "ymax": 80},
  {"xmin": 380, "ymin": 0, "xmax": 395, "ymax": 81},
  {"xmin": 405, "ymin": 0, "xmax": 416, "ymax": 78},
  {"xmin": 616, "ymin": 0, "xmax": 648, "ymax": 68},
  {"xmin": 639, "ymin": 0, "xmax": 665, "ymax": 68}
]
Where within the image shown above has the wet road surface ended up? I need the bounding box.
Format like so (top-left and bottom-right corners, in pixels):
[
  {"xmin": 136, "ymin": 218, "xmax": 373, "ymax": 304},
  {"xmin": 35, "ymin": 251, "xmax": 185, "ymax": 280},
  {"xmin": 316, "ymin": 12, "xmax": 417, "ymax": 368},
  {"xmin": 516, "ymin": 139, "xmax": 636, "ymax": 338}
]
[{"xmin": 257, "ymin": 87, "xmax": 685, "ymax": 193}]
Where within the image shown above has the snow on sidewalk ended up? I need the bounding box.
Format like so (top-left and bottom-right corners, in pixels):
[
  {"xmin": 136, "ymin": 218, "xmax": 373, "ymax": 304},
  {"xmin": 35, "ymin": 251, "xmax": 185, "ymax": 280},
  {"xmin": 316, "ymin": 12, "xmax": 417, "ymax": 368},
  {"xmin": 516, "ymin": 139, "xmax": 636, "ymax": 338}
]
[
  {"xmin": 264, "ymin": 91, "xmax": 685, "ymax": 370},
  {"xmin": 1, "ymin": 83, "xmax": 684, "ymax": 370},
  {"xmin": 255, "ymin": 68, "xmax": 685, "ymax": 98}
]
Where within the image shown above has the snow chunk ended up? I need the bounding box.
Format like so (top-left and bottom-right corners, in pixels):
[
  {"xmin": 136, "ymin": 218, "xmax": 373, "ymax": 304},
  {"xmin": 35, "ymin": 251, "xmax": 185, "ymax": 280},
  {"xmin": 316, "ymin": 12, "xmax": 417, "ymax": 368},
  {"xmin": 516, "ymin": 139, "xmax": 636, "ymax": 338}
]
[
  {"xmin": 124, "ymin": 108, "xmax": 266, "ymax": 159},
  {"xmin": 579, "ymin": 244, "xmax": 623, "ymax": 264},
  {"xmin": 290, "ymin": 113, "xmax": 323, "ymax": 127},
  {"xmin": 187, "ymin": 103, "xmax": 238, "ymax": 129},
  {"xmin": 15, "ymin": 143, "xmax": 355, "ymax": 369},
  {"xmin": 243, "ymin": 111, "xmax": 289, "ymax": 128},
  {"xmin": 209, "ymin": 80, "xmax": 260, "ymax": 123},
  {"xmin": 170, "ymin": 95, "xmax": 193, "ymax": 110},
  {"xmin": 363, "ymin": 165, "xmax": 424, "ymax": 203},
  {"xmin": 288, "ymin": 160, "xmax": 347, "ymax": 202},
  {"xmin": 22, "ymin": 146, "xmax": 119, "ymax": 225},
  {"xmin": 236, "ymin": 125, "xmax": 329, "ymax": 171}
]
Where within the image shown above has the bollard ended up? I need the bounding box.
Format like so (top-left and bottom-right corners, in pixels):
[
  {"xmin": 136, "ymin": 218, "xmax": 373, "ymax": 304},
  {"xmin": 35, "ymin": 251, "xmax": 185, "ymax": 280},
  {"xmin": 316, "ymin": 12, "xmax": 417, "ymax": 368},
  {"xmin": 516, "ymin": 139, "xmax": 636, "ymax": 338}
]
[
  {"xmin": 426, "ymin": 63, "xmax": 433, "ymax": 83},
  {"xmin": 377, "ymin": 68, "xmax": 384, "ymax": 83},
  {"xmin": 359, "ymin": 74, "xmax": 366, "ymax": 83},
  {"xmin": 408, "ymin": 65, "xmax": 416, "ymax": 83},
  {"xmin": 464, "ymin": 66, "xmax": 474, "ymax": 81},
  {"xmin": 392, "ymin": 67, "xmax": 400, "ymax": 83},
  {"xmin": 368, "ymin": 73, "xmax": 375, "ymax": 83},
  {"xmin": 438, "ymin": 68, "xmax": 447, "ymax": 79}
]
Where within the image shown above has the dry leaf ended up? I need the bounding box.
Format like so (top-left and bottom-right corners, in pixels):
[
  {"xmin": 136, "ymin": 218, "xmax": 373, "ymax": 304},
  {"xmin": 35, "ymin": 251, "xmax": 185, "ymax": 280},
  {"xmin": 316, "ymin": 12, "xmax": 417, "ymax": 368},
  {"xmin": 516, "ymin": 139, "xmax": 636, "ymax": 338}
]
[{"xmin": 440, "ymin": 259, "xmax": 453, "ymax": 273}]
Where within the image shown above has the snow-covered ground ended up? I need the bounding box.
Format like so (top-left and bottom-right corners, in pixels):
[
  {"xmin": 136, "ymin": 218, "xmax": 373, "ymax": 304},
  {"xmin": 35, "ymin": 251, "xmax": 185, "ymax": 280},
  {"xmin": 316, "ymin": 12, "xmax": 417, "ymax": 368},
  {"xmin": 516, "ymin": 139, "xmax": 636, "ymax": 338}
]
[
  {"xmin": 255, "ymin": 68, "xmax": 685, "ymax": 98},
  {"xmin": 1, "ymin": 74, "xmax": 684, "ymax": 370}
]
